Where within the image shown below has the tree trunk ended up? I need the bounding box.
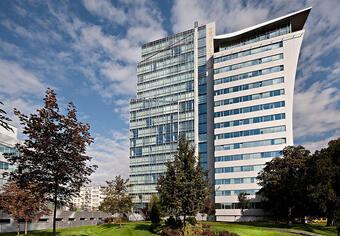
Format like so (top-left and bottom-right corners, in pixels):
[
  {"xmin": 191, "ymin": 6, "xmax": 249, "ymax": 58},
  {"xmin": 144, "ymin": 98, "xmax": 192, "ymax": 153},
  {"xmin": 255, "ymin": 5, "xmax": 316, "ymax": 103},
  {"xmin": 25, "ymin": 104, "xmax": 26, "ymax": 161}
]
[
  {"xmin": 119, "ymin": 213, "xmax": 122, "ymax": 228},
  {"xmin": 183, "ymin": 215, "xmax": 186, "ymax": 228},
  {"xmin": 17, "ymin": 222, "xmax": 20, "ymax": 236},
  {"xmin": 326, "ymin": 212, "xmax": 334, "ymax": 226},
  {"xmin": 24, "ymin": 221, "xmax": 28, "ymax": 236},
  {"xmin": 288, "ymin": 207, "xmax": 293, "ymax": 225},
  {"xmin": 53, "ymin": 180, "xmax": 58, "ymax": 236}
]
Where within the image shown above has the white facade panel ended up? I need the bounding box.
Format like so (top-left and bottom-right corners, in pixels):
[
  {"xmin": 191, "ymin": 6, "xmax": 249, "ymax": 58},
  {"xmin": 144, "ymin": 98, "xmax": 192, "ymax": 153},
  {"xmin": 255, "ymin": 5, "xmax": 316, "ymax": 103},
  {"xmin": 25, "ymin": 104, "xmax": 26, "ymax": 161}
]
[{"xmin": 214, "ymin": 19, "xmax": 306, "ymax": 221}]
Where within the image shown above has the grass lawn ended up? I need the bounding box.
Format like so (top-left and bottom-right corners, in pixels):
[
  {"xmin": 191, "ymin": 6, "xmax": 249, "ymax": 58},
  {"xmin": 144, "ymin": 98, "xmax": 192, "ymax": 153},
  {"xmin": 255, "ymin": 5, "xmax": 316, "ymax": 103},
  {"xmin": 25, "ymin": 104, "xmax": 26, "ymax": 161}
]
[
  {"xmin": 203, "ymin": 221, "xmax": 337, "ymax": 236},
  {"xmin": 0, "ymin": 221, "xmax": 337, "ymax": 236},
  {"xmin": 0, "ymin": 222, "xmax": 154, "ymax": 236}
]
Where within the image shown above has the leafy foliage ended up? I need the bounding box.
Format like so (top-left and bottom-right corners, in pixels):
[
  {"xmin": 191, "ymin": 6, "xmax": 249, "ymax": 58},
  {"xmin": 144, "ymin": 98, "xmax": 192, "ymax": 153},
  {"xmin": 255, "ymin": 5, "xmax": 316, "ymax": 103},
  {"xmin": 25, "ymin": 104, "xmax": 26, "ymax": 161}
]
[
  {"xmin": 0, "ymin": 101, "xmax": 13, "ymax": 132},
  {"xmin": 257, "ymin": 140, "xmax": 340, "ymax": 227},
  {"xmin": 4, "ymin": 88, "xmax": 97, "ymax": 236},
  {"xmin": 257, "ymin": 146, "xmax": 310, "ymax": 224},
  {"xmin": 99, "ymin": 175, "xmax": 133, "ymax": 228},
  {"xmin": 306, "ymin": 138, "xmax": 340, "ymax": 226},
  {"xmin": 156, "ymin": 138, "xmax": 211, "ymax": 227},
  {"xmin": 149, "ymin": 195, "xmax": 161, "ymax": 225},
  {"xmin": 237, "ymin": 192, "xmax": 250, "ymax": 215},
  {"xmin": 200, "ymin": 197, "xmax": 216, "ymax": 217},
  {"xmin": 0, "ymin": 180, "xmax": 50, "ymax": 236},
  {"xmin": 186, "ymin": 216, "xmax": 197, "ymax": 226}
]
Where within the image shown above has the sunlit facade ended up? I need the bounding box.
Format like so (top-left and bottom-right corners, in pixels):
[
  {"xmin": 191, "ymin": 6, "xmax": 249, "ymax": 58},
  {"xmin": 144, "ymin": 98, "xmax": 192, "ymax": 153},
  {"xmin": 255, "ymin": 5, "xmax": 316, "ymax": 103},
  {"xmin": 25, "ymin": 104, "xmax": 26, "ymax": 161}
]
[
  {"xmin": 129, "ymin": 22, "xmax": 215, "ymax": 208},
  {"xmin": 129, "ymin": 8, "xmax": 310, "ymax": 220},
  {"xmin": 0, "ymin": 125, "xmax": 19, "ymax": 187}
]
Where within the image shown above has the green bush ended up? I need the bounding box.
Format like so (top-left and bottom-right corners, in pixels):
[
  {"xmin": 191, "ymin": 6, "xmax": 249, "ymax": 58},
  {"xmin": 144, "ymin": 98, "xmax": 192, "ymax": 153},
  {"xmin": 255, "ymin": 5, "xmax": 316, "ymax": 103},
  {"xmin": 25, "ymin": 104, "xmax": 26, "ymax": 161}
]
[
  {"xmin": 150, "ymin": 202, "xmax": 161, "ymax": 224},
  {"xmin": 187, "ymin": 216, "xmax": 197, "ymax": 226},
  {"xmin": 161, "ymin": 226, "xmax": 182, "ymax": 236},
  {"xmin": 150, "ymin": 222, "xmax": 162, "ymax": 234},
  {"xmin": 165, "ymin": 216, "xmax": 176, "ymax": 227},
  {"xmin": 165, "ymin": 216, "xmax": 183, "ymax": 229}
]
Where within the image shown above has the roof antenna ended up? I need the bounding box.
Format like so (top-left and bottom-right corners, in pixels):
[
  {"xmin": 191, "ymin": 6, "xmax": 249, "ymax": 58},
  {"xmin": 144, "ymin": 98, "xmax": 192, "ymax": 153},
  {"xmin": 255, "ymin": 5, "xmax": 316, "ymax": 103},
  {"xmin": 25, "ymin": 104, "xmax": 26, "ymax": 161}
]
[{"xmin": 194, "ymin": 21, "xmax": 198, "ymax": 28}]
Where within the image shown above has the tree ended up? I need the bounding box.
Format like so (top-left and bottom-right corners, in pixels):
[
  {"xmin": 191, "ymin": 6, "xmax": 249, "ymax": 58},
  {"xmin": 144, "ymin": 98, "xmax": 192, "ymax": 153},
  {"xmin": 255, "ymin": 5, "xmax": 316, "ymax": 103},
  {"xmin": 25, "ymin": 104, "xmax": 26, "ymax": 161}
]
[
  {"xmin": 238, "ymin": 192, "xmax": 250, "ymax": 216},
  {"xmin": 149, "ymin": 194, "xmax": 165, "ymax": 217},
  {"xmin": 99, "ymin": 175, "xmax": 133, "ymax": 228},
  {"xmin": 0, "ymin": 101, "xmax": 13, "ymax": 132},
  {"xmin": 307, "ymin": 138, "xmax": 340, "ymax": 226},
  {"xmin": 150, "ymin": 203, "xmax": 161, "ymax": 225},
  {"xmin": 200, "ymin": 197, "xmax": 215, "ymax": 220},
  {"xmin": 4, "ymin": 89, "xmax": 97, "ymax": 236},
  {"xmin": 0, "ymin": 180, "xmax": 50, "ymax": 236},
  {"xmin": 257, "ymin": 146, "xmax": 310, "ymax": 225},
  {"xmin": 156, "ymin": 138, "xmax": 211, "ymax": 227}
]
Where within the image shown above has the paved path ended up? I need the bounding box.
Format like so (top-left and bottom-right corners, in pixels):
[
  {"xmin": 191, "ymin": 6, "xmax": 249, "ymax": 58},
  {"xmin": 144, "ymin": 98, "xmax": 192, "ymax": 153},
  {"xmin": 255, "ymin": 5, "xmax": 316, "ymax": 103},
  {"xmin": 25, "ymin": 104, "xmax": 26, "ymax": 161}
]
[{"xmin": 262, "ymin": 228, "xmax": 323, "ymax": 236}]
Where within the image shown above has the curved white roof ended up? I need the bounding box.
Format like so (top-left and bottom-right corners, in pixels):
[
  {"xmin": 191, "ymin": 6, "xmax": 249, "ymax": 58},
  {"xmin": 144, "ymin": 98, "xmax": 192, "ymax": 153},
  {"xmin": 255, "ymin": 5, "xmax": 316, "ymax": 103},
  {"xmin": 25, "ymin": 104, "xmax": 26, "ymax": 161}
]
[{"xmin": 214, "ymin": 7, "xmax": 312, "ymax": 40}]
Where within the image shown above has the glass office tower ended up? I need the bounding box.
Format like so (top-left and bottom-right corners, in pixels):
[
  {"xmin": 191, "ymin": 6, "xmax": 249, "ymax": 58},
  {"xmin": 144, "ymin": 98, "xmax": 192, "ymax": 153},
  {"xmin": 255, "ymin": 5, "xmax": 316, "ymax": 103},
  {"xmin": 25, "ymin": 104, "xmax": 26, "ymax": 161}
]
[
  {"xmin": 129, "ymin": 23, "xmax": 215, "ymax": 208},
  {"xmin": 129, "ymin": 7, "xmax": 310, "ymax": 220}
]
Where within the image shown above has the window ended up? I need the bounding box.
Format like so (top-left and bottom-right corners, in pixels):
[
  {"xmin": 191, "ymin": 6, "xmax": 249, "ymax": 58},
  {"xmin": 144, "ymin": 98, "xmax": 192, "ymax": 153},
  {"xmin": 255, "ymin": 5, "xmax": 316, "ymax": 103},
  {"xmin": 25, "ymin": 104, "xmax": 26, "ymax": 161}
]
[
  {"xmin": 214, "ymin": 54, "xmax": 283, "ymax": 74},
  {"xmin": 214, "ymin": 77, "xmax": 284, "ymax": 96},
  {"xmin": 215, "ymin": 89, "xmax": 284, "ymax": 107},
  {"xmin": 199, "ymin": 143, "xmax": 207, "ymax": 153},
  {"xmin": 214, "ymin": 65, "xmax": 284, "ymax": 85},
  {"xmin": 219, "ymin": 24, "xmax": 290, "ymax": 51},
  {"xmin": 198, "ymin": 85, "xmax": 207, "ymax": 95},
  {"xmin": 198, "ymin": 65, "xmax": 206, "ymax": 76},
  {"xmin": 214, "ymin": 101, "xmax": 285, "ymax": 118},
  {"xmin": 215, "ymin": 138, "xmax": 286, "ymax": 151},
  {"xmin": 0, "ymin": 219, "xmax": 10, "ymax": 224}
]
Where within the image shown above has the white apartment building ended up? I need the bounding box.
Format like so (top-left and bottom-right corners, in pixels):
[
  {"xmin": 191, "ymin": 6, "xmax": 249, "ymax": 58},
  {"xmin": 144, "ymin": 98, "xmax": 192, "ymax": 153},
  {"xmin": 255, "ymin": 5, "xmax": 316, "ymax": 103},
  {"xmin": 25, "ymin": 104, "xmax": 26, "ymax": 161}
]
[
  {"xmin": 71, "ymin": 186, "xmax": 106, "ymax": 211},
  {"xmin": 213, "ymin": 8, "xmax": 310, "ymax": 221},
  {"xmin": 0, "ymin": 125, "xmax": 19, "ymax": 187}
]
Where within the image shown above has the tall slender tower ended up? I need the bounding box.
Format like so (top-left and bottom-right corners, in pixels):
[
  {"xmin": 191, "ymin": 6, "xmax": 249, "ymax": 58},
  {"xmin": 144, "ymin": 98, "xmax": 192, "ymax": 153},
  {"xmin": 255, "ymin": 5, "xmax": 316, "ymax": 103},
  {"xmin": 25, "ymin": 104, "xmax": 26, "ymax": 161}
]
[
  {"xmin": 129, "ymin": 23, "xmax": 215, "ymax": 208},
  {"xmin": 129, "ymin": 7, "xmax": 310, "ymax": 221}
]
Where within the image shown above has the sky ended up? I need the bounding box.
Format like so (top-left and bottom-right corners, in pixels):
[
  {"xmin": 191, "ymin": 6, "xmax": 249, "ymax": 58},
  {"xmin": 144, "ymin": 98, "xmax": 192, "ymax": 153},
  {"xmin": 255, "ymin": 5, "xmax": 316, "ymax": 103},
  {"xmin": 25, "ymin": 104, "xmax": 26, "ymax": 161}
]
[{"xmin": 0, "ymin": 0, "xmax": 339, "ymax": 185}]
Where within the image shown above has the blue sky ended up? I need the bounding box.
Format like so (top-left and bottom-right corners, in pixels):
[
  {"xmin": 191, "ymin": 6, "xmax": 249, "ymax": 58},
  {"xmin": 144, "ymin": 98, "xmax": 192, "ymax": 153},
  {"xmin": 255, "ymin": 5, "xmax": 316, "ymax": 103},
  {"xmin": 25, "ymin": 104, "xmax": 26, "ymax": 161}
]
[{"xmin": 0, "ymin": 0, "xmax": 339, "ymax": 184}]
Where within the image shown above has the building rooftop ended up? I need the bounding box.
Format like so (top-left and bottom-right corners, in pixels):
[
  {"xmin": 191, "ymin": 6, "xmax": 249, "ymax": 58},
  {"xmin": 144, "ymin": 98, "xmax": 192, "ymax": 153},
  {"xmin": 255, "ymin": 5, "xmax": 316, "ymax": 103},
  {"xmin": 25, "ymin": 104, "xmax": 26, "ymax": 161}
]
[
  {"xmin": 214, "ymin": 7, "xmax": 311, "ymax": 52},
  {"xmin": 215, "ymin": 7, "xmax": 311, "ymax": 40}
]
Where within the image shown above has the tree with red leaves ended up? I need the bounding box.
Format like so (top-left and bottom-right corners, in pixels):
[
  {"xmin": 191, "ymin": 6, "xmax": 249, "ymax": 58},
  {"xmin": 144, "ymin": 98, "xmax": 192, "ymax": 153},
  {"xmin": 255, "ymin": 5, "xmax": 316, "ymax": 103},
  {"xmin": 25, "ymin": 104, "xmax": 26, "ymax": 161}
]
[
  {"xmin": 4, "ymin": 88, "xmax": 97, "ymax": 236},
  {"xmin": 0, "ymin": 180, "xmax": 50, "ymax": 236}
]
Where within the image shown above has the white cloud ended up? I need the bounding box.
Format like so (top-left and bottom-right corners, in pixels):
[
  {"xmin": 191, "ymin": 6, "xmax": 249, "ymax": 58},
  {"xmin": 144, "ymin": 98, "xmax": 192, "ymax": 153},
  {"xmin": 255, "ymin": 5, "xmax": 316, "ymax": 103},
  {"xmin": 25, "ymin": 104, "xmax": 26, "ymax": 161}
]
[
  {"xmin": 87, "ymin": 130, "xmax": 130, "ymax": 184},
  {"xmin": 113, "ymin": 99, "xmax": 130, "ymax": 124},
  {"xmin": 82, "ymin": 0, "xmax": 127, "ymax": 25},
  {"xmin": 171, "ymin": 0, "xmax": 270, "ymax": 34},
  {"xmin": 0, "ymin": 59, "xmax": 45, "ymax": 96},
  {"xmin": 300, "ymin": 132, "xmax": 340, "ymax": 153},
  {"xmin": 294, "ymin": 82, "xmax": 340, "ymax": 140}
]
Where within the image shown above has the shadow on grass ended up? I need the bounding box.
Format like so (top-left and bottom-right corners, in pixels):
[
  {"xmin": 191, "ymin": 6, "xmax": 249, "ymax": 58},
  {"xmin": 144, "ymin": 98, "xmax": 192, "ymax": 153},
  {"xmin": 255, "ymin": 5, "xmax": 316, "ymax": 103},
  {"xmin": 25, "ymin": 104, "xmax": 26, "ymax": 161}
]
[
  {"xmin": 230, "ymin": 221, "xmax": 336, "ymax": 234},
  {"xmin": 99, "ymin": 223, "xmax": 121, "ymax": 229},
  {"xmin": 0, "ymin": 231, "xmax": 62, "ymax": 236},
  {"xmin": 133, "ymin": 223, "xmax": 151, "ymax": 231}
]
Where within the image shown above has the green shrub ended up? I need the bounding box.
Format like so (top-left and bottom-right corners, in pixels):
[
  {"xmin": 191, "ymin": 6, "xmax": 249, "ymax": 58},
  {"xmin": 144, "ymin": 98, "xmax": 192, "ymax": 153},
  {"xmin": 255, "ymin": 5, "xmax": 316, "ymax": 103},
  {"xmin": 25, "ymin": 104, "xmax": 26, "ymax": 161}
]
[
  {"xmin": 164, "ymin": 216, "xmax": 183, "ymax": 229},
  {"xmin": 150, "ymin": 222, "xmax": 162, "ymax": 234},
  {"xmin": 165, "ymin": 216, "xmax": 176, "ymax": 227},
  {"xmin": 150, "ymin": 202, "xmax": 161, "ymax": 224},
  {"xmin": 161, "ymin": 226, "xmax": 182, "ymax": 236},
  {"xmin": 187, "ymin": 216, "xmax": 197, "ymax": 226}
]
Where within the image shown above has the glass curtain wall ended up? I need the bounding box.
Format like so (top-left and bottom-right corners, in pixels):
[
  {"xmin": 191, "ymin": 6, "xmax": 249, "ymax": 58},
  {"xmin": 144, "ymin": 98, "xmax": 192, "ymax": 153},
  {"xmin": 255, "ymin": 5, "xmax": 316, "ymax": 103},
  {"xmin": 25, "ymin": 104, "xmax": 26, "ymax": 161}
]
[
  {"xmin": 130, "ymin": 29, "xmax": 195, "ymax": 208},
  {"xmin": 197, "ymin": 26, "xmax": 208, "ymax": 169}
]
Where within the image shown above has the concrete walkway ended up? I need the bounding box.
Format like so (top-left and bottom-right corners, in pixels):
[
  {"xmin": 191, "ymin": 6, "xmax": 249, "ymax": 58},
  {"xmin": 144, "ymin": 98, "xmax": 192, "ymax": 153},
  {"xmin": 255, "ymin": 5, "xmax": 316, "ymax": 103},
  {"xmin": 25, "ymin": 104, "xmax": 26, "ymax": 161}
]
[{"xmin": 263, "ymin": 228, "xmax": 323, "ymax": 236}]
